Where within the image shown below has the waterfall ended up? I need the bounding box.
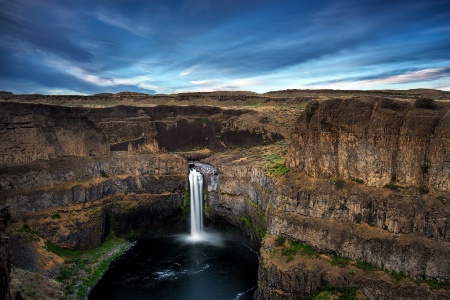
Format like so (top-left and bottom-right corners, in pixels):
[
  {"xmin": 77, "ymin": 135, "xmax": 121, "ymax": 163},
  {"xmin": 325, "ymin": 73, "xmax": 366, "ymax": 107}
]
[{"xmin": 189, "ymin": 168, "xmax": 203, "ymax": 239}]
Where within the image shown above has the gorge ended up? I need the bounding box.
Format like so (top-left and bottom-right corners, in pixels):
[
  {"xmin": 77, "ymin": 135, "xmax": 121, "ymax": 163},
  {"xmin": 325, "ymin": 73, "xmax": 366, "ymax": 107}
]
[{"xmin": 1, "ymin": 89, "xmax": 450, "ymax": 300}]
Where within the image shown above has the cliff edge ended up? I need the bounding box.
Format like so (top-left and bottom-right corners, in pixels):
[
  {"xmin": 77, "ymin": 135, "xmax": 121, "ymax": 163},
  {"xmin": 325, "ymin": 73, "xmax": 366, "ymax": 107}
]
[{"xmin": 287, "ymin": 97, "xmax": 450, "ymax": 190}]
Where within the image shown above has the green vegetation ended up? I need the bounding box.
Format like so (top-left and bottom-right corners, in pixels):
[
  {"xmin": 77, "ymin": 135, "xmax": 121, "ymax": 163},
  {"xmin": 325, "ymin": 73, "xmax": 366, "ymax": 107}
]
[
  {"xmin": 46, "ymin": 236, "xmax": 131, "ymax": 300},
  {"xmin": 239, "ymin": 208, "xmax": 267, "ymax": 239},
  {"xmin": 264, "ymin": 153, "xmax": 289, "ymax": 176},
  {"xmin": 390, "ymin": 270, "xmax": 405, "ymax": 282},
  {"xmin": 421, "ymin": 279, "xmax": 450, "ymax": 290},
  {"xmin": 334, "ymin": 179, "xmax": 346, "ymax": 190},
  {"xmin": 269, "ymin": 161, "xmax": 290, "ymax": 176},
  {"xmin": 50, "ymin": 213, "xmax": 61, "ymax": 219},
  {"xmin": 384, "ymin": 183, "xmax": 400, "ymax": 191},
  {"xmin": 275, "ymin": 235, "xmax": 286, "ymax": 247},
  {"xmin": 17, "ymin": 224, "xmax": 41, "ymax": 242},
  {"xmin": 100, "ymin": 170, "xmax": 109, "ymax": 178},
  {"xmin": 355, "ymin": 261, "xmax": 380, "ymax": 271},
  {"xmin": 350, "ymin": 177, "xmax": 364, "ymax": 184},
  {"xmin": 305, "ymin": 286, "xmax": 359, "ymax": 300},
  {"xmin": 239, "ymin": 216, "xmax": 252, "ymax": 228},
  {"xmin": 199, "ymin": 118, "xmax": 208, "ymax": 126},
  {"xmin": 180, "ymin": 189, "xmax": 190, "ymax": 218},
  {"xmin": 123, "ymin": 229, "xmax": 140, "ymax": 242},
  {"xmin": 330, "ymin": 254, "xmax": 351, "ymax": 267},
  {"xmin": 418, "ymin": 186, "xmax": 429, "ymax": 194},
  {"xmin": 281, "ymin": 240, "xmax": 319, "ymax": 262}
]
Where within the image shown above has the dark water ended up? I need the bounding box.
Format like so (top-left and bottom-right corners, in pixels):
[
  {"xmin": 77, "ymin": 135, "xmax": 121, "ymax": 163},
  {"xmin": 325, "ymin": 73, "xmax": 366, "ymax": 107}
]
[{"xmin": 89, "ymin": 233, "xmax": 259, "ymax": 300}]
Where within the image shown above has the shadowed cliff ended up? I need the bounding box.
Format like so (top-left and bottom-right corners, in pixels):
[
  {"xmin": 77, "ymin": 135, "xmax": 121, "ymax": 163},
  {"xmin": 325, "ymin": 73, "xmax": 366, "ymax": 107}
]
[{"xmin": 287, "ymin": 97, "xmax": 450, "ymax": 190}]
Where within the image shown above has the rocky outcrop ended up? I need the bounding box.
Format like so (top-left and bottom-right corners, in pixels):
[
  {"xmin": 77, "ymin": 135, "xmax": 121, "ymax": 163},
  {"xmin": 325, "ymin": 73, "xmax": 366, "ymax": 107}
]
[
  {"xmin": 256, "ymin": 238, "xmax": 450, "ymax": 300},
  {"xmin": 0, "ymin": 153, "xmax": 186, "ymax": 214},
  {"xmin": 76, "ymin": 105, "xmax": 286, "ymax": 153},
  {"xmin": 287, "ymin": 98, "xmax": 450, "ymax": 190},
  {"xmin": 0, "ymin": 102, "xmax": 110, "ymax": 166},
  {"xmin": 0, "ymin": 233, "xmax": 11, "ymax": 300},
  {"xmin": 1, "ymin": 208, "xmax": 11, "ymax": 300},
  {"xmin": 201, "ymin": 144, "xmax": 450, "ymax": 300},
  {"xmin": 2, "ymin": 153, "xmax": 186, "ymax": 250}
]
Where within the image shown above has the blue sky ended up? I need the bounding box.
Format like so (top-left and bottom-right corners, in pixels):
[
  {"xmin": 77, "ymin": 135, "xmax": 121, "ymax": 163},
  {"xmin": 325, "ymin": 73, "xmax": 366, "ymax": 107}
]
[{"xmin": 1, "ymin": 0, "xmax": 449, "ymax": 94}]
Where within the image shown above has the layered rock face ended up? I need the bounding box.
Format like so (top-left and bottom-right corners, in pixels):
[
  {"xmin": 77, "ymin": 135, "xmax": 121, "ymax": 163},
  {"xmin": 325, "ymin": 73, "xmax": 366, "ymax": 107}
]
[
  {"xmin": 256, "ymin": 243, "xmax": 450, "ymax": 300},
  {"xmin": 0, "ymin": 153, "xmax": 186, "ymax": 250},
  {"xmin": 203, "ymin": 100, "xmax": 450, "ymax": 298},
  {"xmin": 204, "ymin": 154, "xmax": 450, "ymax": 279},
  {"xmin": 0, "ymin": 103, "xmax": 110, "ymax": 165},
  {"xmin": 76, "ymin": 105, "xmax": 286, "ymax": 153},
  {"xmin": 287, "ymin": 98, "xmax": 450, "ymax": 190},
  {"xmin": 0, "ymin": 213, "xmax": 11, "ymax": 300}
]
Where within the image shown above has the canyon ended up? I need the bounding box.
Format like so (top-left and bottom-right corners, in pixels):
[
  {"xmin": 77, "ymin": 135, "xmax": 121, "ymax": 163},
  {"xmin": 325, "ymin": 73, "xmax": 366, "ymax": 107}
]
[{"xmin": 0, "ymin": 89, "xmax": 449, "ymax": 299}]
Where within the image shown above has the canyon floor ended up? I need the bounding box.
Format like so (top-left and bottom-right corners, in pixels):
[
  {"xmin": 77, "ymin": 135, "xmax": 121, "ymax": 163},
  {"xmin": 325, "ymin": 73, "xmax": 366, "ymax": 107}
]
[{"xmin": 1, "ymin": 89, "xmax": 450, "ymax": 300}]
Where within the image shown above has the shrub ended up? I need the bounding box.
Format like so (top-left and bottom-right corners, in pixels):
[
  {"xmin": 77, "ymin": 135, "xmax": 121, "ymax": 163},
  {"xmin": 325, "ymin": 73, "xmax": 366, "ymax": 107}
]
[
  {"xmin": 330, "ymin": 254, "xmax": 351, "ymax": 267},
  {"xmin": 351, "ymin": 178, "xmax": 364, "ymax": 184},
  {"xmin": 355, "ymin": 261, "xmax": 379, "ymax": 271},
  {"xmin": 270, "ymin": 161, "xmax": 289, "ymax": 176},
  {"xmin": 414, "ymin": 97, "xmax": 436, "ymax": 109},
  {"xmin": 281, "ymin": 240, "xmax": 318, "ymax": 262},
  {"xmin": 275, "ymin": 236, "xmax": 286, "ymax": 247},
  {"xmin": 239, "ymin": 216, "xmax": 251, "ymax": 229},
  {"xmin": 418, "ymin": 186, "xmax": 429, "ymax": 194},
  {"xmin": 334, "ymin": 179, "xmax": 345, "ymax": 190},
  {"xmin": 15, "ymin": 291, "xmax": 25, "ymax": 300},
  {"xmin": 51, "ymin": 213, "xmax": 61, "ymax": 219},
  {"xmin": 100, "ymin": 170, "xmax": 108, "ymax": 178},
  {"xmin": 390, "ymin": 270, "xmax": 405, "ymax": 282},
  {"xmin": 305, "ymin": 286, "xmax": 358, "ymax": 300},
  {"xmin": 421, "ymin": 164, "xmax": 430, "ymax": 174},
  {"xmin": 384, "ymin": 183, "xmax": 400, "ymax": 191}
]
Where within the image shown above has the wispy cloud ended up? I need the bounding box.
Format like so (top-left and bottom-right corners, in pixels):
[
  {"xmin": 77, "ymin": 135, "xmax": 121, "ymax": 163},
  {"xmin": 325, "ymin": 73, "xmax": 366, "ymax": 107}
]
[
  {"xmin": 307, "ymin": 67, "xmax": 450, "ymax": 90},
  {"xmin": 179, "ymin": 65, "xmax": 200, "ymax": 76},
  {"xmin": 361, "ymin": 68, "xmax": 450, "ymax": 85},
  {"xmin": 46, "ymin": 57, "xmax": 161, "ymax": 92},
  {"xmin": 94, "ymin": 11, "xmax": 152, "ymax": 37}
]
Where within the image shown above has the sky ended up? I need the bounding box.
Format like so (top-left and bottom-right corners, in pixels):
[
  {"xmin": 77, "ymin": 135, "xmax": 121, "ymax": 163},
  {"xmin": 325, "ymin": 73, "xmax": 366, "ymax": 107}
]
[{"xmin": 1, "ymin": 0, "xmax": 450, "ymax": 95}]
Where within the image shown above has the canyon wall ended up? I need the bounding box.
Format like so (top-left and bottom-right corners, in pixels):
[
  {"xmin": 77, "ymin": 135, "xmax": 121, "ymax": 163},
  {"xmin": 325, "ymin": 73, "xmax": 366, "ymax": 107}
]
[
  {"xmin": 0, "ymin": 102, "xmax": 287, "ymax": 167},
  {"xmin": 287, "ymin": 98, "xmax": 450, "ymax": 190},
  {"xmin": 0, "ymin": 210, "xmax": 11, "ymax": 300},
  {"xmin": 204, "ymin": 154, "xmax": 450, "ymax": 277},
  {"xmin": 203, "ymin": 152, "xmax": 450, "ymax": 299},
  {"xmin": 75, "ymin": 105, "xmax": 286, "ymax": 152},
  {"xmin": 1, "ymin": 94, "xmax": 449, "ymax": 299},
  {"xmin": 0, "ymin": 103, "xmax": 110, "ymax": 166},
  {"xmin": 0, "ymin": 153, "xmax": 186, "ymax": 250}
]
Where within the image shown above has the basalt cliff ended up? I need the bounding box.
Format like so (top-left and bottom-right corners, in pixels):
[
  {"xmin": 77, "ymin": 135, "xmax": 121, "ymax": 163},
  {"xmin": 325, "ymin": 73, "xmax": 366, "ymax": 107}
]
[{"xmin": 0, "ymin": 90, "xmax": 449, "ymax": 299}]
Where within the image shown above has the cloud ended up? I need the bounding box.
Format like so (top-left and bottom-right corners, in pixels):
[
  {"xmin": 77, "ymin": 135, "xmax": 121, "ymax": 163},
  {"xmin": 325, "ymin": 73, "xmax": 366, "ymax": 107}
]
[
  {"xmin": 179, "ymin": 65, "xmax": 200, "ymax": 76},
  {"xmin": 45, "ymin": 57, "xmax": 160, "ymax": 92},
  {"xmin": 307, "ymin": 68, "xmax": 450, "ymax": 90},
  {"xmin": 190, "ymin": 79, "xmax": 219, "ymax": 85},
  {"xmin": 0, "ymin": 11, "xmax": 93, "ymax": 63},
  {"xmin": 94, "ymin": 10, "xmax": 152, "ymax": 37},
  {"xmin": 362, "ymin": 68, "xmax": 450, "ymax": 85}
]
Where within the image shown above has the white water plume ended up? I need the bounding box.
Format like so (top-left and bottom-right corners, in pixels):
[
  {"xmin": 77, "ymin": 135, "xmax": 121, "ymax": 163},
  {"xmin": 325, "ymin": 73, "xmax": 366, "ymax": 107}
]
[{"xmin": 189, "ymin": 168, "xmax": 204, "ymax": 239}]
